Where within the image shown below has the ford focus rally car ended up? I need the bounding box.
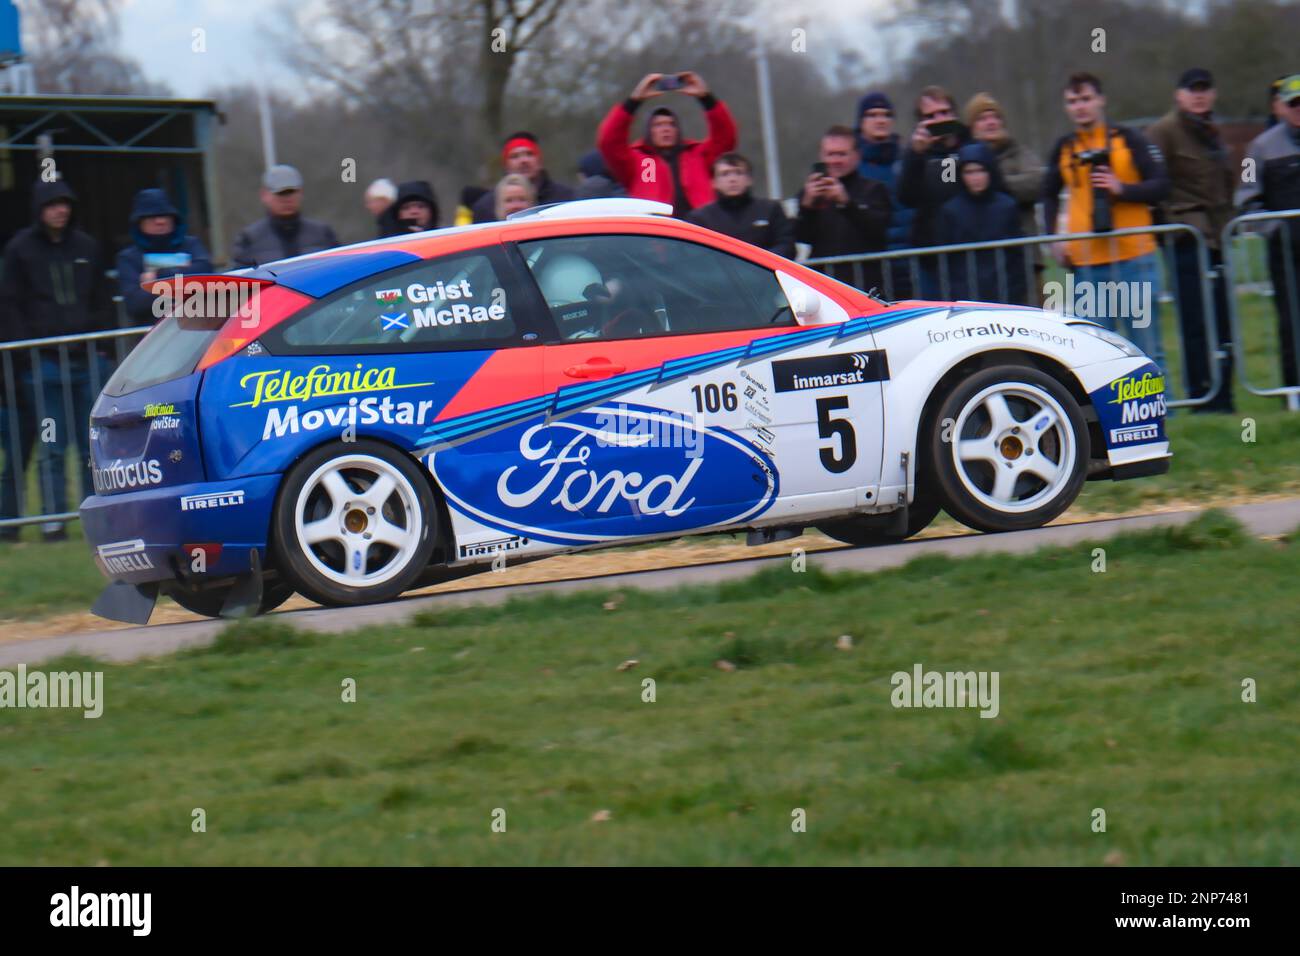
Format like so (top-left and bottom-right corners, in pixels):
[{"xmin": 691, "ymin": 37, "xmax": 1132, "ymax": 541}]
[{"xmin": 81, "ymin": 198, "xmax": 1169, "ymax": 622}]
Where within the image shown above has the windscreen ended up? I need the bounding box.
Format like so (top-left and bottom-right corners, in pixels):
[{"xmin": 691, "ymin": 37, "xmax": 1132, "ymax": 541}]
[{"xmin": 101, "ymin": 316, "xmax": 218, "ymax": 397}]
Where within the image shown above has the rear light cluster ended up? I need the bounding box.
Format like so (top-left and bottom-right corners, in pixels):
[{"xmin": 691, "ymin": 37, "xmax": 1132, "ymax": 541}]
[{"xmin": 197, "ymin": 284, "xmax": 313, "ymax": 370}]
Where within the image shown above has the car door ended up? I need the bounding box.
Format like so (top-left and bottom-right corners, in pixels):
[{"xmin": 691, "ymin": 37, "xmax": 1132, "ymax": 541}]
[{"xmin": 503, "ymin": 231, "xmax": 883, "ymax": 543}]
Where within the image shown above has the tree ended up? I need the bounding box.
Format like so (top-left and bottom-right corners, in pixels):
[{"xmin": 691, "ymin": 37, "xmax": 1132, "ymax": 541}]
[
  {"xmin": 18, "ymin": 0, "xmax": 170, "ymax": 95},
  {"xmin": 277, "ymin": 0, "xmax": 570, "ymax": 182}
]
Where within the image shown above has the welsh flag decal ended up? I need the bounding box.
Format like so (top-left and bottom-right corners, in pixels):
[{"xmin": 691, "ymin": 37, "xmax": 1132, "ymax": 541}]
[{"xmin": 375, "ymin": 288, "xmax": 404, "ymax": 305}]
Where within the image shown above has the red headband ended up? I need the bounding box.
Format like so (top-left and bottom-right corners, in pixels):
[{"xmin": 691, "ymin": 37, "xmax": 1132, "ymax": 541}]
[{"xmin": 503, "ymin": 137, "xmax": 540, "ymax": 165}]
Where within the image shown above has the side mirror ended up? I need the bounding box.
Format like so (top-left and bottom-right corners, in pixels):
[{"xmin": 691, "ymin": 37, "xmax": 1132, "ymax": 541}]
[
  {"xmin": 777, "ymin": 271, "xmax": 849, "ymax": 326},
  {"xmin": 789, "ymin": 286, "xmax": 821, "ymax": 319}
]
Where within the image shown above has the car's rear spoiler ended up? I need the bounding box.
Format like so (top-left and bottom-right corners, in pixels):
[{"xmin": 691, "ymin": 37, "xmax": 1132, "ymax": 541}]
[{"xmin": 142, "ymin": 274, "xmax": 278, "ymax": 330}]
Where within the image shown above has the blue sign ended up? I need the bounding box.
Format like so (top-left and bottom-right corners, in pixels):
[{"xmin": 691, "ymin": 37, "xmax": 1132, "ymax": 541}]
[{"xmin": 431, "ymin": 404, "xmax": 778, "ymax": 544}]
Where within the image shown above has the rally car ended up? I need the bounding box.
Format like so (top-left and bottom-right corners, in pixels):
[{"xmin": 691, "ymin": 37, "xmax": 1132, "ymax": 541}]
[{"xmin": 81, "ymin": 198, "xmax": 1169, "ymax": 622}]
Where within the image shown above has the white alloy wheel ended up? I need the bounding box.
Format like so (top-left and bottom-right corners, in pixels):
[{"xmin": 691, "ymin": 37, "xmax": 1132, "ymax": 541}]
[
  {"xmin": 949, "ymin": 382, "xmax": 1078, "ymax": 515},
  {"xmin": 293, "ymin": 454, "xmax": 423, "ymax": 588}
]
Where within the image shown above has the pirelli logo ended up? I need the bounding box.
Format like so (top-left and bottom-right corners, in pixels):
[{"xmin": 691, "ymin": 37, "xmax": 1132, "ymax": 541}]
[
  {"xmin": 771, "ymin": 351, "xmax": 889, "ymax": 393},
  {"xmin": 458, "ymin": 535, "xmax": 529, "ymax": 559},
  {"xmin": 180, "ymin": 490, "xmax": 246, "ymax": 511},
  {"xmin": 1109, "ymin": 424, "xmax": 1159, "ymax": 445}
]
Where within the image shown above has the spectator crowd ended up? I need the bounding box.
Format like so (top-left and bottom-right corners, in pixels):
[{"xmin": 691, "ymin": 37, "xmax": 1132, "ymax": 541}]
[{"xmin": 4, "ymin": 65, "xmax": 1300, "ymax": 538}]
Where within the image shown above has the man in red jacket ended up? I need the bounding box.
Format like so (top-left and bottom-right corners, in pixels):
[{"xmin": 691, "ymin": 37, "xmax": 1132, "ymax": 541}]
[{"xmin": 597, "ymin": 71, "xmax": 738, "ymax": 217}]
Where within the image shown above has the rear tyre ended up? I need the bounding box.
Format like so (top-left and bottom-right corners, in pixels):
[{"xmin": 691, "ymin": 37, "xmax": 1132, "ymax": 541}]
[
  {"xmin": 168, "ymin": 581, "xmax": 295, "ymax": 618},
  {"xmin": 272, "ymin": 440, "xmax": 438, "ymax": 607},
  {"xmin": 928, "ymin": 364, "xmax": 1089, "ymax": 533},
  {"xmin": 817, "ymin": 494, "xmax": 941, "ymax": 547}
]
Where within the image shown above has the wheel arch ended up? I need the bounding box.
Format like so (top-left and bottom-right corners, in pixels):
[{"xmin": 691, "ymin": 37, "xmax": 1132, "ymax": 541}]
[
  {"xmin": 893, "ymin": 348, "xmax": 1099, "ymax": 501},
  {"xmin": 264, "ymin": 434, "xmax": 458, "ymax": 572}
]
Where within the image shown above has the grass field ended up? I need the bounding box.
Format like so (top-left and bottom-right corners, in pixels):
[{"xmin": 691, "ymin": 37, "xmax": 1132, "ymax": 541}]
[{"xmin": 1, "ymin": 511, "xmax": 1296, "ymax": 865}]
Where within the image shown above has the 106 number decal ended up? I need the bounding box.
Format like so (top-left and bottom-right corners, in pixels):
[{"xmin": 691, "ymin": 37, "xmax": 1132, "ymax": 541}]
[{"xmin": 691, "ymin": 382, "xmax": 738, "ymax": 414}]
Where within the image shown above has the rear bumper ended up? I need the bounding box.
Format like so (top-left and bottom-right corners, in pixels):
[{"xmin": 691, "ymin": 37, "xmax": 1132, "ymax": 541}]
[
  {"xmin": 1112, "ymin": 456, "xmax": 1171, "ymax": 481},
  {"xmin": 79, "ymin": 474, "xmax": 280, "ymax": 584}
]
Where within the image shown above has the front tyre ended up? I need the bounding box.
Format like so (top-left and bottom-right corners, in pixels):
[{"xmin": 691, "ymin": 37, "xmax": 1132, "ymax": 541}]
[
  {"xmin": 817, "ymin": 494, "xmax": 941, "ymax": 546},
  {"xmin": 272, "ymin": 440, "xmax": 438, "ymax": 606},
  {"xmin": 929, "ymin": 365, "xmax": 1089, "ymax": 533}
]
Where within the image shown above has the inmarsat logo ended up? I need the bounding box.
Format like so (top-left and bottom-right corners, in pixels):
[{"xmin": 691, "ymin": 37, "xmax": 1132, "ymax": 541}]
[
  {"xmin": 771, "ymin": 351, "xmax": 889, "ymax": 392},
  {"xmin": 50, "ymin": 886, "xmax": 151, "ymax": 936}
]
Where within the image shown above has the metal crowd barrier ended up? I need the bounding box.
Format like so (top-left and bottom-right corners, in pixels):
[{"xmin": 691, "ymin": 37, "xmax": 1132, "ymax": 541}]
[
  {"xmin": 1, "ymin": 323, "xmax": 151, "ymax": 533},
  {"xmin": 805, "ymin": 223, "xmax": 1222, "ymax": 408},
  {"xmin": 1221, "ymin": 209, "xmax": 1300, "ymax": 407}
]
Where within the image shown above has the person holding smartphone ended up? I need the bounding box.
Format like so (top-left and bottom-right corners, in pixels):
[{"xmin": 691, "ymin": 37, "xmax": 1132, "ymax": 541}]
[
  {"xmin": 596, "ymin": 71, "xmax": 737, "ymax": 217},
  {"xmin": 795, "ymin": 125, "xmax": 892, "ymax": 292},
  {"xmin": 897, "ymin": 85, "xmax": 972, "ymax": 296},
  {"xmin": 115, "ymin": 188, "xmax": 213, "ymax": 322}
]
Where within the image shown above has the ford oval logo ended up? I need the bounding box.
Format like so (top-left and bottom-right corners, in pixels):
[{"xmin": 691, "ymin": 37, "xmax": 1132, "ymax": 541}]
[{"xmin": 430, "ymin": 404, "xmax": 778, "ymax": 545}]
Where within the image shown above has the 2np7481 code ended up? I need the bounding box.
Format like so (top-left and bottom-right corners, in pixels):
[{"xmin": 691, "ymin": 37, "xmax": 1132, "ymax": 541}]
[{"xmin": 1191, "ymin": 892, "xmax": 1248, "ymax": 904}]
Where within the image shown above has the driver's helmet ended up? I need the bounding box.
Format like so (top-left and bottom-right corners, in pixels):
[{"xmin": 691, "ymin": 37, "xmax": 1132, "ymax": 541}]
[{"xmin": 537, "ymin": 253, "xmax": 602, "ymax": 308}]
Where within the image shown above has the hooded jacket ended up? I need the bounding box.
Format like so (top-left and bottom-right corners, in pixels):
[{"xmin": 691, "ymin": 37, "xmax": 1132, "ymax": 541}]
[
  {"xmin": 379, "ymin": 180, "xmax": 441, "ymax": 237},
  {"xmin": 469, "ymin": 170, "xmax": 574, "ymax": 224},
  {"xmin": 574, "ymin": 149, "xmax": 625, "ymax": 200},
  {"xmin": 936, "ymin": 143, "xmax": 1027, "ymax": 303},
  {"xmin": 0, "ymin": 180, "xmax": 114, "ymax": 342},
  {"xmin": 597, "ymin": 95, "xmax": 737, "ymax": 214},
  {"xmin": 963, "ymin": 92, "xmax": 1043, "ymax": 253},
  {"xmin": 115, "ymin": 189, "xmax": 214, "ymax": 322}
]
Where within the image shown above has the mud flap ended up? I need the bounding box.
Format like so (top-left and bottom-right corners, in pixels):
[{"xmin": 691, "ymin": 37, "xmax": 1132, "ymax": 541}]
[
  {"xmin": 91, "ymin": 581, "xmax": 159, "ymax": 625},
  {"xmin": 219, "ymin": 548, "xmax": 265, "ymax": 618},
  {"xmin": 883, "ymin": 506, "xmax": 910, "ymax": 537}
]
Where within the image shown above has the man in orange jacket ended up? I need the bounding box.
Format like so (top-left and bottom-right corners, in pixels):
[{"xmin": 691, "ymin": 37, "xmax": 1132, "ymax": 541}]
[{"xmin": 597, "ymin": 71, "xmax": 738, "ymax": 218}]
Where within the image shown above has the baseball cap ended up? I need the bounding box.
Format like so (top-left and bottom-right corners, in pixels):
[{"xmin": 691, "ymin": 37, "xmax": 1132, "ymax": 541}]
[
  {"xmin": 859, "ymin": 91, "xmax": 894, "ymax": 115},
  {"xmin": 1278, "ymin": 74, "xmax": 1300, "ymax": 103},
  {"xmin": 262, "ymin": 164, "xmax": 303, "ymax": 193},
  {"xmin": 1177, "ymin": 68, "xmax": 1213, "ymax": 90}
]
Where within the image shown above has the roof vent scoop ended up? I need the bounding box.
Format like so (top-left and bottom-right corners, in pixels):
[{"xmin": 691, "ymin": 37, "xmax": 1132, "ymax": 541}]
[{"xmin": 506, "ymin": 198, "xmax": 674, "ymax": 221}]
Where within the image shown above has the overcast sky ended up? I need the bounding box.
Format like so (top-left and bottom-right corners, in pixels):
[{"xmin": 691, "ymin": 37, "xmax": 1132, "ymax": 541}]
[
  {"xmin": 115, "ymin": 0, "xmax": 896, "ymax": 99},
  {"xmin": 117, "ymin": 0, "xmax": 298, "ymax": 98}
]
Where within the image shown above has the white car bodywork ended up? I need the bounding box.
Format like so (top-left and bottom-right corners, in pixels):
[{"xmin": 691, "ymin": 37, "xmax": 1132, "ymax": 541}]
[{"xmin": 435, "ymin": 294, "xmax": 1169, "ymax": 566}]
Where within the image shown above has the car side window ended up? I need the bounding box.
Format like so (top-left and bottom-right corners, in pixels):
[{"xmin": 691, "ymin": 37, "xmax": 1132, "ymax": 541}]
[
  {"xmin": 272, "ymin": 248, "xmax": 521, "ymax": 352},
  {"xmin": 516, "ymin": 235, "xmax": 794, "ymax": 342}
]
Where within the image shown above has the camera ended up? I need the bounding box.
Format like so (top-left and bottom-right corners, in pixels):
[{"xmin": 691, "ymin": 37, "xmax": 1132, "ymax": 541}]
[
  {"xmin": 655, "ymin": 74, "xmax": 684, "ymax": 92},
  {"xmin": 1076, "ymin": 147, "xmax": 1113, "ymax": 233},
  {"xmin": 926, "ymin": 119, "xmax": 961, "ymax": 139}
]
